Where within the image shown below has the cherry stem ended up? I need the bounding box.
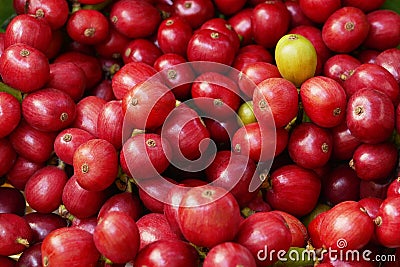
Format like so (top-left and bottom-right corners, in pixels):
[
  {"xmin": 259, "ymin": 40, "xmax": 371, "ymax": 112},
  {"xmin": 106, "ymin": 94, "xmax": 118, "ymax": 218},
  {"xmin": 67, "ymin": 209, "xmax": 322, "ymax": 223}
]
[
  {"xmin": 190, "ymin": 243, "xmax": 208, "ymax": 260},
  {"xmin": 16, "ymin": 237, "xmax": 30, "ymax": 247},
  {"xmin": 0, "ymin": 82, "xmax": 23, "ymax": 102},
  {"xmin": 241, "ymin": 207, "xmax": 255, "ymax": 218}
]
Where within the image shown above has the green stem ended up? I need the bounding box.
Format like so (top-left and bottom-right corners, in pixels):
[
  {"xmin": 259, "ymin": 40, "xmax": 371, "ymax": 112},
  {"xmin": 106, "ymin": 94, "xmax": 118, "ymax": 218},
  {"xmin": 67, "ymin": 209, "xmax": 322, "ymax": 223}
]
[{"xmin": 0, "ymin": 82, "xmax": 23, "ymax": 102}]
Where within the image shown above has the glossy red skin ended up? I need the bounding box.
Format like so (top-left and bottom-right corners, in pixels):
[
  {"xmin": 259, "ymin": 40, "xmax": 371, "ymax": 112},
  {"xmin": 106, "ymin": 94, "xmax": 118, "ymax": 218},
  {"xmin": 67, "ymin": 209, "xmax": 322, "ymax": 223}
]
[
  {"xmin": 54, "ymin": 128, "xmax": 94, "ymax": 165},
  {"xmin": 73, "ymin": 138, "xmax": 119, "ymax": 192},
  {"xmin": 62, "ymin": 175, "xmax": 107, "ymax": 219},
  {"xmin": 375, "ymin": 196, "xmax": 400, "ymax": 248},
  {"xmin": 153, "ymin": 53, "xmax": 194, "ymax": 100},
  {"xmin": 191, "ymin": 72, "xmax": 241, "ymax": 120},
  {"xmin": 238, "ymin": 62, "xmax": 281, "ymax": 100},
  {"xmin": 270, "ymin": 210, "xmax": 308, "ymax": 247},
  {"xmin": 137, "ymin": 213, "xmax": 180, "ymax": 250},
  {"xmin": 323, "ymin": 54, "xmax": 361, "ymax": 85},
  {"xmin": 157, "ymin": 16, "xmax": 193, "ymax": 57},
  {"xmin": 187, "ymin": 28, "xmax": 236, "ymax": 66},
  {"xmin": 0, "ymin": 33, "xmax": 5, "ymax": 57},
  {"xmin": 322, "ymin": 165, "xmax": 360, "ymax": 206},
  {"xmin": 97, "ymin": 192, "xmax": 143, "ymax": 222},
  {"xmin": 70, "ymin": 216, "xmax": 97, "ymax": 235},
  {"xmin": 203, "ymin": 242, "xmax": 256, "ymax": 267},
  {"xmin": 66, "ymin": 9, "xmax": 109, "ymax": 45},
  {"xmin": 112, "ymin": 62, "xmax": 157, "ymax": 100},
  {"xmin": 163, "ymin": 181, "xmax": 207, "ymax": 238},
  {"xmin": 9, "ymin": 121, "xmax": 57, "ymax": 164},
  {"xmin": 359, "ymin": 197, "xmax": 382, "ymax": 220},
  {"xmin": 0, "ymin": 93, "xmax": 20, "ymax": 138},
  {"xmin": 121, "ymin": 133, "xmax": 172, "ymax": 179},
  {"xmin": 0, "ymin": 43, "xmax": 50, "ymax": 93},
  {"xmin": 134, "ymin": 239, "xmax": 199, "ymax": 267},
  {"xmin": 0, "ymin": 187, "xmax": 26, "ymax": 216},
  {"xmin": 205, "ymin": 150, "xmax": 258, "ymax": 208},
  {"xmin": 300, "ymin": 76, "xmax": 347, "ymax": 128},
  {"xmin": 0, "ymin": 138, "xmax": 16, "ymax": 176},
  {"xmin": 110, "ymin": 0, "xmax": 161, "ymax": 38},
  {"xmin": 253, "ymin": 77, "xmax": 298, "ymax": 128},
  {"xmin": 4, "ymin": 14, "xmax": 52, "ymax": 53},
  {"xmin": 214, "ymin": 0, "xmax": 246, "ymax": 15},
  {"xmin": 178, "ymin": 186, "xmax": 242, "ymax": 248},
  {"xmin": 13, "ymin": 0, "xmax": 25, "ymax": 14},
  {"xmin": 200, "ymin": 18, "xmax": 241, "ymax": 53},
  {"xmin": 6, "ymin": 157, "xmax": 44, "ymax": 190},
  {"xmin": 285, "ymin": 0, "xmax": 315, "ymax": 28},
  {"xmin": 307, "ymin": 210, "xmax": 327, "ymax": 249},
  {"xmin": 24, "ymin": 213, "xmax": 68, "ymax": 244},
  {"xmin": 122, "ymin": 81, "xmax": 176, "ymax": 130},
  {"xmin": 25, "ymin": 166, "xmax": 68, "ymax": 213},
  {"xmin": 251, "ymin": 1, "xmax": 291, "ymax": 49},
  {"xmin": 96, "ymin": 100, "xmax": 123, "ymax": 149},
  {"xmin": 94, "ymin": 27, "xmax": 129, "ymax": 59},
  {"xmin": 346, "ymin": 88, "xmax": 395, "ymax": 144},
  {"xmin": 235, "ymin": 211, "xmax": 292, "ymax": 266},
  {"xmin": 387, "ymin": 178, "xmax": 400, "ymax": 198},
  {"xmin": 16, "ymin": 242, "xmax": 42, "ymax": 267},
  {"xmin": 246, "ymin": 191, "xmax": 272, "ymax": 213},
  {"xmin": 266, "ymin": 164, "xmax": 321, "ymax": 217},
  {"xmin": 299, "ymin": 0, "xmax": 341, "ymax": 24},
  {"xmin": 0, "ymin": 256, "xmax": 16, "ymax": 267},
  {"xmin": 173, "ymin": 0, "xmax": 215, "ymax": 29},
  {"xmin": 122, "ymin": 38, "xmax": 162, "ymax": 66},
  {"xmin": 341, "ymin": 0, "xmax": 385, "ymax": 12},
  {"xmin": 41, "ymin": 227, "xmax": 100, "ymax": 267},
  {"xmin": 0, "ymin": 213, "xmax": 33, "ymax": 256},
  {"xmin": 22, "ymin": 88, "xmax": 76, "ymax": 132},
  {"xmin": 234, "ymin": 124, "xmax": 288, "ymax": 160},
  {"xmin": 71, "ymin": 96, "xmax": 106, "ymax": 137},
  {"xmin": 94, "ymin": 211, "xmax": 140, "ymax": 263},
  {"xmin": 322, "ymin": 7, "xmax": 370, "ymax": 53},
  {"xmin": 136, "ymin": 177, "xmax": 178, "ymax": 213},
  {"xmin": 289, "ymin": 25, "xmax": 332, "ymax": 75},
  {"xmin": 359, "ymin": 197, "xmax": 383, "ymax": 244},
  {"xmin": 162, "ymin": 104, "xmax": 210, "ymax": 160},
  {"xmin": 89, "ymin": 80, "xmax": 116, "ymax": 102},
  {"xmin": 356, "ymin": 49, "xmax": 380, "ymax": 64},
  {"xmin": 231, "ymin": 122, "xmax": 276, "ymax": 162},
  {"xmin": 288, "ymin": 122, "xmax": 333, "ymax": 169},
  {"xmin": 351, "ymin": 142, "xmax": 398, "ymax": 181},
  {"xmin": 26, "ymin": 0, "xmax": 69, "ymax": 30},
  {"xmin": 363, "ymin": 10, "xmax": 400, "ymax": 51},
  {"xmin": 44, "ymin": 29, "xmax": 63, "ymax": 59},
  {"xmin": 320, "ymin": 201, "xmax": 374, "ymax": 250},
  {"xmin": 233, "ymin": 44, "xmax": 273, "ymax": 71},
  {"xmin": 203, "ymin": 117, "xmax": 240, "ymax": 150},
  {"xmin": 359, "ymin": 178, "xmax": 391, "ymax": 200},
  {"xmin": 46, "ymin": 62, "xmax": 86, "ymax": 102},
  {"xmin": 228, "ymin": 8, "xmax": 253, "ymax": 47},
  {"xmin": 375, "ymin": 48, "xmax": 400, "ymax": 85},
  {"xmin": 344, "ymin": 63, "xmax": 400, "ymax": 105},
  {"xmin": 54, "ymin": 51, "xmax": 102, "ymax": 89}
]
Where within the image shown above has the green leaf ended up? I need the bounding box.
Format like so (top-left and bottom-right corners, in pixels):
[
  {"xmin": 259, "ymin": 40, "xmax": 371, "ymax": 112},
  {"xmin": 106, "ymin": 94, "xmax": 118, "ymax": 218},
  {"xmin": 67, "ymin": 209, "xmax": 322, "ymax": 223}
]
[
  {"xmin": 382, "ymin": 0, "xmax": 400, "ymax": 14},
  {"xmin": 0, "ymin": 0, "xmax": 15, "ymax": 32}
]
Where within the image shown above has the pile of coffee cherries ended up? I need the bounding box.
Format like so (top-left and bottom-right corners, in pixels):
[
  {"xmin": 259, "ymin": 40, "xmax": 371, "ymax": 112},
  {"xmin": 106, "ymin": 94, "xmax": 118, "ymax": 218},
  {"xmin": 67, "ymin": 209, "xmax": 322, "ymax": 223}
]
[{"xmin": 0, "ymin": 0, "xmax": 399, "ymax": 266}]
